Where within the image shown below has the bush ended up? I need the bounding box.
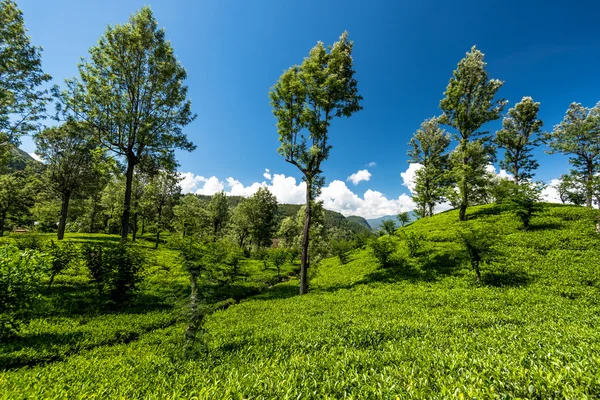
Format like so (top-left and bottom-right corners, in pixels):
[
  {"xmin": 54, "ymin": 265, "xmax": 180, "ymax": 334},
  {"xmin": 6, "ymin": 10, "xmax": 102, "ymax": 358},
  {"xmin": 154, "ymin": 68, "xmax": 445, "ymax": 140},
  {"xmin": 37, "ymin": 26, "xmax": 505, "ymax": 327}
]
[
  {"xmin": 45, "ymin": 240, "xmax": 79, "ymax": 287},
  {"xmin": 268, "ymin": 248, "xmax": 290, "ymax": 279},
  {"xmin": 13, "ymin": 234, "xmax": 45, "ymax": 251},
  {"xmin": 0, "ymin": 245, "xmax": 49, "ymax": 339},
  {"xmin": 509, "ymin": 186, "xmax": 542, "ymax": 229},
  {"xmin": 81, "ymin": 243, "xmax": 145, "ymax": 303},
  {"xmin": 458, "ymin": 226, "xmax": 499, "ymax": 282},
  {"xmin": 331, "ymin": 239, "xmax": 353, "ymax": 265},
  {"xmin": 369, "ymin": 236, "xmax": 398, "ymax": 268},
  {"xmin": 404, "ymin": 232, "xmax": 425, "ymax": 257}
]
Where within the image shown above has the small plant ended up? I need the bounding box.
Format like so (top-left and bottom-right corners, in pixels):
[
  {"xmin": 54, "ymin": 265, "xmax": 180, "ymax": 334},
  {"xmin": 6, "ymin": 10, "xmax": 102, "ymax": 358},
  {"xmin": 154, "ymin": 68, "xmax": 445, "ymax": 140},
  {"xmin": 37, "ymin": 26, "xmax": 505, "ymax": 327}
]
[
  {"xmin": 404, "ymin": 232, "xmax": 425, "ymax": 257},
  {"xmin": 45, "ymin": 240, "xmax": 79, "ymax": 287},
  {"xmin": 509, "ymin": 185, "xmax": 542, "ymax": 230},
  {"xmin": 331, "ymin": 239, "xmax": 353, "ymax": 265},
  {"xmin": 0, "ymin": 245, "xmax": 49, "ymax": 339},
  {"xmin": 369, "ymin": 236, "xmax": 397, "ymax": 268},
  {"xmin": 268, "ymin": 248, "xmax": 290, "ymax": 279},
  {"xmin": 458, "ymin": 227, "xmax": 498, "ymax": 282},
  {"xmin": 381, "ymin": 219, "xmax": 397, "ymax": 236},
  {"xmin": 81, "ymin": 243, "xmax": 145, "ymax": 303}
]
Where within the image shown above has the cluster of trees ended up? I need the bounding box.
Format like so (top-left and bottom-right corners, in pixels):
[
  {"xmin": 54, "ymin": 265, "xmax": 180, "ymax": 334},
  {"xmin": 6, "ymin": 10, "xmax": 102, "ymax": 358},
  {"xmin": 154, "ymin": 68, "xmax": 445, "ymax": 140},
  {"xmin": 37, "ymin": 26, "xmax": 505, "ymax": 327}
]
[{"xmin": 407, "ymin": 46, "xmax": 600, "ymax": 219}]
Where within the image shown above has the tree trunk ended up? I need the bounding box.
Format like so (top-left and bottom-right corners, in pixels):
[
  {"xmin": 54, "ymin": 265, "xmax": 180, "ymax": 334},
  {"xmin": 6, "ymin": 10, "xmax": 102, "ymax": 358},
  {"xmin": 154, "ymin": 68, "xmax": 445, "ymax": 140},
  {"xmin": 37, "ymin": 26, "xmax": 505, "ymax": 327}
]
[
  {"xmin": 57, "ymin": 191, "xmax": 71, "ymax": 241},
  {"xmin": 89, "ymin": 197, "xmax": 98, "ymax": 233},
  {"xmin": 459, "ymin": 143, "xmax": 468, "ymax": 222},
  {"xmin": 299, "ymin": 181, "xmax": 312, "ymax": 295},
  {"xmin": 155, "ymin": 205, "xmax": 163, "ymax": 249},
  {"xmin": 586, "ymin": 161, "xmax": 593, "ymax": 208},
  {"xmin": 0, "ymin": 211, "xmax": 5, "ymax": 237},
  {"xmin": 513, "ymin": 165, "xmax": 519, "ymax": 185},
  {"xmin": 132, "ymin": 212, "xmax": 138, "ymax": 241},
  {"xmin": 120, "ymin": 159, "xmax": 136, "ymax": 242},
  {"xmin": 428, "ymin": 203, "xmax": 434, "ymax": 218},
  {"xmin": 141, "ymin": 218, "xmax": 146, "ymax": 236}
]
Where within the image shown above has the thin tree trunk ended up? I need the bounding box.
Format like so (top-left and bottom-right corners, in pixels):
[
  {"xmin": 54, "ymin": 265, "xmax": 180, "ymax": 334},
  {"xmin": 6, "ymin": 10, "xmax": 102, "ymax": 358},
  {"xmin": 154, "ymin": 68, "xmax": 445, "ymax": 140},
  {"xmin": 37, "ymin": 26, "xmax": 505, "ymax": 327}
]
[
  {"xmin": 57, "ymin": 191, "xmax": 71, "ymax": 241},
  {"xmin": 155, "ymin": 205, "xmax": 163, "ymax": 249},
  {"xmin": 132, "ymin": 212, "xmax": 138, "ymax": 242},
  {"xmin": 299, "ymin": 180, "xmax": 312, "ymax": 295},
  {"xmin": 513, "ymin": 165, "xmax": 519, "ymax": 185},
  {"xmin": 89, "ymin": 197, "xmax": 98, "ymax": 233},
  {"xmin": 120, "ymin": 159, "xmax": 135, "ymax": 242},
  {"xmin": 459, "ymin": 143, "xmax": 468, "ymax": 222},
  {"xmin": 586, "ymin": 161, "xmax": 593, "ymax": 208}
]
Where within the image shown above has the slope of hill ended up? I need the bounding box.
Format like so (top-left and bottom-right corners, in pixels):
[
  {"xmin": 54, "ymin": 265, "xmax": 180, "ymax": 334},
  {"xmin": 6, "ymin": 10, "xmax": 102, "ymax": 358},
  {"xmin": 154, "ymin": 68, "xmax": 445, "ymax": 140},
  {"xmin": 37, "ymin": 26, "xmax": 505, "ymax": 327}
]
[
  {"xmin": 2, "ymin": 203, "xmax": 599, "ymax": 397},
  {"xmin": 279, "ymin": 203, "xmax": 371, "ymax": 233},
  {"xmin": 367, "ymin": 211, "xmax": 419, "ymax": 230},
  {"xmin": 7, "ymin": 147, "xmax": 39, "ymax": 171}
]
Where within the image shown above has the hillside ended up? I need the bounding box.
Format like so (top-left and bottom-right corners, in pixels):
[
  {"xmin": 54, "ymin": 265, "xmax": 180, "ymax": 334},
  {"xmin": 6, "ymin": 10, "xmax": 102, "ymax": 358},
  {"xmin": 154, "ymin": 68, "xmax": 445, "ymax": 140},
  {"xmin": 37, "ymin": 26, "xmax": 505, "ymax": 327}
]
[
  {"xmin": 7, "ymin": 147, "xmax": 39, "ymax": 171},
  {"xmin": 2, "ymin": 203, "xmax": 600, "ymax": 397},
  {"xmin": 278, "ymin": 203, "xmax": 371, "ymax": 233}
]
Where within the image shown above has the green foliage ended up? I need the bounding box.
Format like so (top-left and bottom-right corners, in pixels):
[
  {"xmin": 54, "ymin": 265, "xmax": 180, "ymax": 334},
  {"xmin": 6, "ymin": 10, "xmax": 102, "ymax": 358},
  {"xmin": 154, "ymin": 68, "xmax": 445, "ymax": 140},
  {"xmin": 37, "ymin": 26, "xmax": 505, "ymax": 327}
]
[
  {"xmin": 368, "ymin": 236, "xmax": 398, "ymax": 268},
  {"xmin": 62, "ymin": 6, "xmax": 196, "ymax": 239},
  {"xmin": 408, "ymin": 117, "xmax": 451, "ymax": 217},
  {"xmin": 495, "ymin": 96, "xmax": 543, "ymax": 184},
  {"xmin": 0, "ymin": 245, "xmax": 48, "ymax": 338},
  {"xmin": 81, "ymin": 243, "xmax": 145, "ymax": 303},
  {"xmin": 403, "ymin": 231, "xmax": 424, "ymax": 257},
  {"xmin": 0, "ymin": 0, "xmax": 51, "ymax": 161},
  {"xmin": 207, "ymin": 191, "xmax": 230, "ymax": 239},
  {"xmin": 545, "ymin": 102, "xmax": 600, "ymax": 208},
  {"xmin": 330, "ymin": 239, "xmax": 353, "ymax": 265},
  {"xmin": 508, "ymin": 185, "xmax": 543, "ymax": 230},
  {"xmin": 268, "ymin": 247, "xmax": 290, "ymax": 278},
  {"xmin": 396, "ymin": 211, "xmax": 410, "ymax": 227},
  {"xmin": 439, "ymin": 45, "xmax": 506, "ymax": 221},
  {"xmin": 44, "ymin": 240, "xmax": 78, "ymax": 287},
  {"xmin": 380, "ymin": 219, "xmax": 396, "ymax": 236},
  {"xmin": 458, "ymin": 225, "xmax": 499, "ymax": 281}
]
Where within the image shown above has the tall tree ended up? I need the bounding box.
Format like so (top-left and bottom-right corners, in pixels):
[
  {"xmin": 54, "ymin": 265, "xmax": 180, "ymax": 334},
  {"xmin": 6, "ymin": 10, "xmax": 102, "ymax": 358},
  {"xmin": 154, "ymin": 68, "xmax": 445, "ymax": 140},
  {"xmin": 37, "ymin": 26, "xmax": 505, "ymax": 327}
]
[
  {"xmin": 207, "ymin": 191, "xmax": 229, "ymax": 240},
  {"xmin": 495, "ymin": 97, "xmax": 543, "ymax": 185},
  {"xmin": 0, "ymin": 0, "xmax": 51, "ymax": 163},
  {"xmin": 34, "ymin": 121, "xmax": 99, "ymax": 240},
  {"xmin": 545, "ymin": 102, "xmax": 600, "ymax": 208},
  {"xmin": 62, "ymin": 6, "xmax": 196, "ymax": 241},
  {"xmin": 270, "ymin": 31, "xmax": 362, "ymax": 294},
  {"xmin": 231, "ymin": 187, "xmax": 279, "ymax": 249},
  {"xmin": 439, "ymin": 46, "xmax": 506, "ymax": 221},
  {"xmin": 408, "ymin": 117, "xmax": 451, "ymax": 217}
]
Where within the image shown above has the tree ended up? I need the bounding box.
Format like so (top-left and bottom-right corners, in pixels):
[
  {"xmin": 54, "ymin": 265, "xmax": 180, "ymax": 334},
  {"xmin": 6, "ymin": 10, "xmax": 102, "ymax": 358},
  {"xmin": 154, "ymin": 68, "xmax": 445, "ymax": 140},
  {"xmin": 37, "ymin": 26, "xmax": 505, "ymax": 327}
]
[
  {"xmin": 144, "ymin": 170, "xmax": 181, "ymax": 248},
  {"xmin": 270, "ymin": 32, "xmax": 362, "ymax": 294},
  {"xmin": 509, "ymin": 184, "xmax": 542, "ymax": 230},
  {"xmin": 34, "ymin": 121, "xmax": 100, "ymax": 240},
  {"xmin": 495, "ymin": 97, "xmax": 543, "ymax": 185},
  {"xmin": 458, "ymin": 226, "xmax": 498, "ymax": 282},
  {"xmin": 174, "ymin": 194, "xmax": 207, "ymax": 238},
  {"xmin": 0, "ymin": 0, "xmax": 51, "ymax": 163},
  {"xmin": 62, "ymin": 6, "xmax": 196, "ymax": 241},
  {"xmin": 397, "ymin": 212, "xmax": 410, "ymax": 227},
  {"xmin": 408, "ymin": 117, "xmax": 451, "ymax": 217},
  {"xmin": 231, "ymin": 188, "xmax": 279, "ymax": 249},
  {"xmin": 0, "ymin": 173, "xmax": 20, "ymax": 235},
  {"xmin": 439, "ymin": 46, "xmax": 506, "ymax": 221},
  {"xmin": 207, "ymin": 191, "xmax": 229, "ymax": 240},
  {"xmin": 381, "ymin": 219, "xmax": 397, "ymax": 236},
  {"xmin": 545, "ymin": 102, "xmax": 600, "ymax": 208},
  {"xmin": 553, "ymin": 173, "xmax": 586, "ymax": 205}
]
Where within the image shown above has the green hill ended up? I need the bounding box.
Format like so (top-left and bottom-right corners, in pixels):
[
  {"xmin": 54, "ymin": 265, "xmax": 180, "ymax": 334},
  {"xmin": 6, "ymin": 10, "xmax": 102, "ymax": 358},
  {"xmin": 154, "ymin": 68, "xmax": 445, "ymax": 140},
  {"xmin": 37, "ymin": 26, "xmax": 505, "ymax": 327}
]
[
  {"xmin": 7, "ymin": 147, "xmax": 39, "ymax": 171},
  {"xmin": 2, "ymin": 203, "xmax": 600, "ymax": 397},
  {"xmin": 278, "ymin": 203, "xmax": 371, "ymax": 233}
]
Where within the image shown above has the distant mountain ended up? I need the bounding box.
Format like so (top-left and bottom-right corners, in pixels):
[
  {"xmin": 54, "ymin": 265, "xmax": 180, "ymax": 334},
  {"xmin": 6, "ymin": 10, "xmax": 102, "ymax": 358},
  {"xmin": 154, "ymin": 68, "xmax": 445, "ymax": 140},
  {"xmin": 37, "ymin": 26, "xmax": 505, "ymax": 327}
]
[
  {"xmin": 278, "ymin": 204, "xmax": 371, "ymax": 233},
  {"xmin": 7, "ymin": 147, "xmax": 40, "ymax": 171}
]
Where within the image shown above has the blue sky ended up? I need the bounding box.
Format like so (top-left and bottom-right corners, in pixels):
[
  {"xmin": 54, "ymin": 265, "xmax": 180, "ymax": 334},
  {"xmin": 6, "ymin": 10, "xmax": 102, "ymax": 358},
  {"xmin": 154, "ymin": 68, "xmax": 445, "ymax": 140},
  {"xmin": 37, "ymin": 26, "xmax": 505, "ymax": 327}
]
[{"xmin": 17, "ymin": 0, "xmax": 600, "ymax": 218}]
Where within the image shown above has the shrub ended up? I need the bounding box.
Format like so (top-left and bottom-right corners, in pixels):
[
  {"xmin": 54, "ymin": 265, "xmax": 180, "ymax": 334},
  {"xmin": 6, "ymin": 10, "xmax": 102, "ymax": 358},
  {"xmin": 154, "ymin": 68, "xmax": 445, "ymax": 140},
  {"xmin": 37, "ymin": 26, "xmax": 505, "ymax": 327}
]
[
  {"xmin": 404, "ymin": 232, "xmax": 425, "ymax": 257},
  {"xmin": 268, "ymin": 248, "xmax": 290, "ymax": 279},
  {"xmin": 369, "ymin": 236, "xmax": 397, "ymax": 268},
  {"xmin": 509, "ymin": 186, "xmax": 542, "ymax": 229},
  {"xmin": 331, "ymin": 239, "xmax": 353, "ymax": 265},
  {"xmin": 45, "ymin": 240, "xmax": 79, "ymax": 287},
  {"xmin": 458, "ymin": 227, "xmax": 499, "ymax": 282},
  {"xmin": 381, "ymin": 220, "xmax": 397, "ymax": 236},
  {"xmin": 0, "ymin": 245, "xmax": 49, "ymax": 339},
  {"xmin": 13, "ymin": 234, "xmax": 45, "ymax": 251},
  {"xmin": 81, "ymin": 243, "xmax": 145, "ymax": 303}
]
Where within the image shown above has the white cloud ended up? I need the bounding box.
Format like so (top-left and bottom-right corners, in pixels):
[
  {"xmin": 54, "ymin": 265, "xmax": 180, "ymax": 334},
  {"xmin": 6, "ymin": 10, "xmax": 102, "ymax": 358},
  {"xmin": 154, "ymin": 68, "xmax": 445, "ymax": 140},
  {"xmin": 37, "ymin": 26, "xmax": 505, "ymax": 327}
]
[
  {"xmin": 367, "ymin": 162, "xmax": 376, "ymax": 167},
  {"xmin": 485, "ymin": 164, "xmax": 513, "ymax": 180},
  {"xmin": 541, "ymin": 178, "xmax": 563, "ymax": 203},
  {"xmin": 178, "ymin": 170, "xmax": 417, "ymax": 219},
  {"xmin": 347, "ymin": 169, "xmax": 372, "ymax": 185},
  {"xmin": 401, "ymin": 163, "xmax": 422, "ymax": 193},
  {"xmin": 263, "ymin": 169, "xmax": 272, "ymax": 180},
  {"xmin": 28, "ymin": 152, "xmax": 43, "ymax": 162}
]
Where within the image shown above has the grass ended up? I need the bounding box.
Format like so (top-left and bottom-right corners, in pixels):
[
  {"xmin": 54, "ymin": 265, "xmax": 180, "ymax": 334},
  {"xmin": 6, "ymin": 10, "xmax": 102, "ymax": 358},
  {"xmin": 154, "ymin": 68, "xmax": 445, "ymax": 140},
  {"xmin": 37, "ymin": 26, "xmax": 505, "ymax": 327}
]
[{"xmin": 1, "ymin": 204, "xmax": 600, "ymax": 398}]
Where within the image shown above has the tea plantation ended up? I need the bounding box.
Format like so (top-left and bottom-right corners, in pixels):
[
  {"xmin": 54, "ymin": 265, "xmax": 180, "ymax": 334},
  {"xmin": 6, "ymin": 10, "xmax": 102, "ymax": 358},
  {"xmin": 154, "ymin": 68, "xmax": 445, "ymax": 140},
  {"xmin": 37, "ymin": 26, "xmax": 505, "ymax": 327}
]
[{"xmin": 1, "ymin": 204, "xmax": 600, "ymax": 398}]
